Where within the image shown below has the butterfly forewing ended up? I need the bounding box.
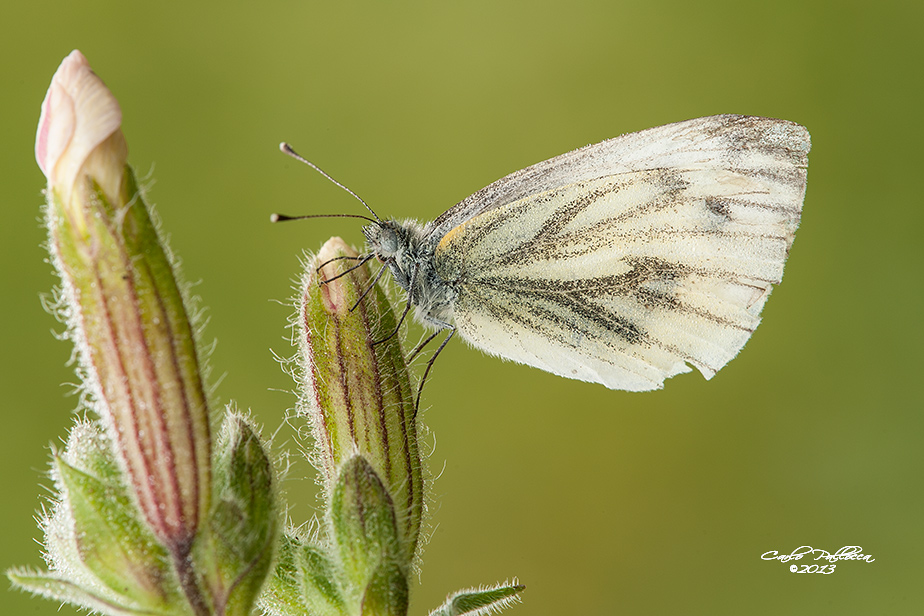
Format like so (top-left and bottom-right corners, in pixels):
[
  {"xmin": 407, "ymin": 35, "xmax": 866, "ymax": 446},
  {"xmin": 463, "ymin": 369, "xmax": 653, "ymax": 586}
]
[
  {"xmin": 431, "ymin": 115, "xmax": 809, "ymax": 390},
  {"xmin": 423, "ymin": 115, "xmax": 809, "ymax": 249}
]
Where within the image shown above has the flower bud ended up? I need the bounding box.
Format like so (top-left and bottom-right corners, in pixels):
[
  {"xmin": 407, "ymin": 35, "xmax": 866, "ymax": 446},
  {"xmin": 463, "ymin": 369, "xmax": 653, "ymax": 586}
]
[
  {"xmin": 37, "ymin": 49, "xmax": 211, "ymax": 559},
  {"xmin": 331, "ymin": 456, "xmax": 403, "ymax": 587},
  {"xmin": 14, "ymin": 49, "xmax": 281, "ymax": 616},
  {"xmin": 201, "ymin": 413, "xmax": 279, "ymax": 616},
  {"xmin": 298, "ymin": 237, "xmax": 424, "ymax": 564},
  {"xmin": 332, "ymin": 456, "xmax": 408, "ymax": 615}
]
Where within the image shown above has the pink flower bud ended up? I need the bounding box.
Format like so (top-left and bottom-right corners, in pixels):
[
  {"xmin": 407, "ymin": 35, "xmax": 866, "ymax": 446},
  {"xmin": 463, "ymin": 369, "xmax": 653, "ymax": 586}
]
[
  {"xmin": 36, "ymin": 50, "xmax": 127, "ymax": 219},
  {"xmin": 37, "ymin": 50, "xmax": 211, "ymax": 559}
]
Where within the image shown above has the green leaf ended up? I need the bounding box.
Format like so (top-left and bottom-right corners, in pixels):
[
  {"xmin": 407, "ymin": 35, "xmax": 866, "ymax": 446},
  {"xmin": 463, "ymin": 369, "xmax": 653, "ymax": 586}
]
[
  {"xmin": 7, "ymin": 569, "xmax": 168, "ymax": 616},
  {"xmin": 360, "ymin": 560, "xmax": 408, "ymax": 616},
  {"xmin": 428, "ymin": 581, "xmax": 525, "ymax": 616},
  {"xmin": 258, "ymin": 533, "xmax": 345, "ymax": 616},
  {"xmin": 55, "ymin": 455, "xmax": 179, "ymax": 610}
]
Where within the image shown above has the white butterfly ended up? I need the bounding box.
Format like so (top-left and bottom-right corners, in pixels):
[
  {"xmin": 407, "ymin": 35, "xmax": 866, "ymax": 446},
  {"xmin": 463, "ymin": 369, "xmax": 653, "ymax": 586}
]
[{"xmin": 288, "ymin": 115, "xmax": 810, "ymax": 392}]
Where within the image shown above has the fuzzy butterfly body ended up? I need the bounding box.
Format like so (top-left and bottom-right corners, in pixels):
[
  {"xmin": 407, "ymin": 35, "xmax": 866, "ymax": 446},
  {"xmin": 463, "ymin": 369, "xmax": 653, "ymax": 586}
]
[{"xmin": 362, "ymin": 114, "xmax": 810, "ymax": 391}]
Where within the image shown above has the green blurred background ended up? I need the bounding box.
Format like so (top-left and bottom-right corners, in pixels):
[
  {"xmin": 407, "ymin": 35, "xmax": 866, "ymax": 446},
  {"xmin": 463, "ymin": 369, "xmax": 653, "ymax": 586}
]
[{"xmin": 2, "ymin": 1, "xmax": 922, "ymax": 614}]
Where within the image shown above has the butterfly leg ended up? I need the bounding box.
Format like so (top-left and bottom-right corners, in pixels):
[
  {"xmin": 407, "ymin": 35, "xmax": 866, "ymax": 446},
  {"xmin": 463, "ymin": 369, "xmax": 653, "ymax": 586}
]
[
  {"xmin": 372, "ymin": 300, "xmax": 413, "ymax": 347},
  {"xmin": 412, "ymin": 324, "xmax": 455, "ymax": 417},
  {"xmin": 348, "ymin": 261, "xmax": 390, "ymax": 312}
]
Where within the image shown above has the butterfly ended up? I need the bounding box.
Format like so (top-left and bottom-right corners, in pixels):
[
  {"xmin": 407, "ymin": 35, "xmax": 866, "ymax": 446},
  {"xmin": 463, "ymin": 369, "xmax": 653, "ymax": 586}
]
[{"xmin": 281, "ymin": 114, "xmax": 810, "ymax": 393}]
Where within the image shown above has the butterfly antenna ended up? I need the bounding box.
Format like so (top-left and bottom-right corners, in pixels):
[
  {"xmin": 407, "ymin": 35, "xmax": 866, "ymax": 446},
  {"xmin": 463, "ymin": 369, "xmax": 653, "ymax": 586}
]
[
  {"xmin": 271, "ymin": 212, "xmax": 378, "ymax": 224},
  {"xmin": 316, "ymin": 254, "xmax": 376, "ymax": 284},
  {"xmin": 278, "ymin": 142, "xmax": 382, "ymax": 223}
]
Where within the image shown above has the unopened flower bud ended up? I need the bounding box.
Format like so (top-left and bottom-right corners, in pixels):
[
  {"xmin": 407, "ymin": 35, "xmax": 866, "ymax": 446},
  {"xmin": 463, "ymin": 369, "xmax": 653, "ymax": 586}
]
[
  {"xmin": 14, "ymin": 50, "xmax": 280, "ymax": 616},
  {"xmin": 332, "ymin": 456, "xmax": 409, "ymax": 615},
  {"xmin": 298, "ymin": 237, "xmax": 424, "ymax": 564},
  {"xmin": 202, "ymin": 413, "xmax": 279, "ymax": 616},
  {"xmin": 37, "ymin": 49, "xmax": 211, "ymax": 558}
]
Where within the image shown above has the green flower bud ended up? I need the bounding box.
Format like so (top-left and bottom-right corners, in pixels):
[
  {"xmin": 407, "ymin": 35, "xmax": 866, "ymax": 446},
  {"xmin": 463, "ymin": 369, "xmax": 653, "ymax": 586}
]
[
  {"xmin": 199, "ymin": 413, "xmax": 279, "ymax": 616},
  {"xmin": 331, "ymin": 456, "xmax": 403, "ymax": 588},
  {"xmin": 331, "ymin": 456, "xmax": 408, "ymax": 615},
  {"xmin": 298, "ymin": 237, "xmax": 424, "ymax": 564}
]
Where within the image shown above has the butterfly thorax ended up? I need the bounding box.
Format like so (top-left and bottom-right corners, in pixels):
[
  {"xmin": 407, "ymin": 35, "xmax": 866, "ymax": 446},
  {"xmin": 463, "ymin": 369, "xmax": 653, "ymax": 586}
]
[{"xmin": 363, "ymin": 219, "xmax": 456, "ymax": 329}]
